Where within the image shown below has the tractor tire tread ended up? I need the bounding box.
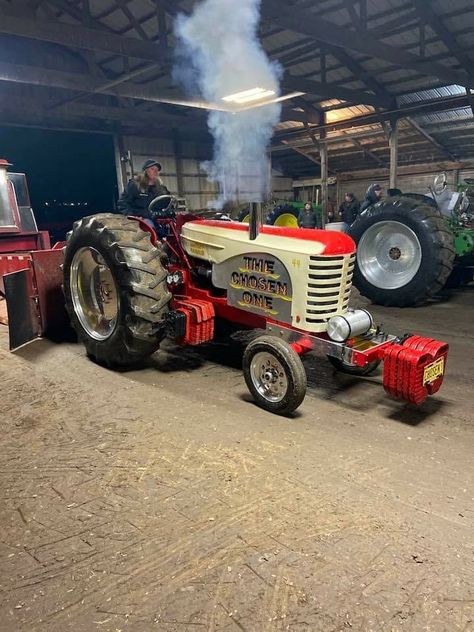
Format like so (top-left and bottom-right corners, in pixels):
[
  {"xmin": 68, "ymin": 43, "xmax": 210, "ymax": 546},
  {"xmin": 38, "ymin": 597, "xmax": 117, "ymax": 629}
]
[
  {"xmin": 63, "ymin": 214, "xmax": 170, "ymax": 367},
  {"xmin": 349, "ymin": 198, "xmax": 455, "ymax": 307},
  {"xmin": 143, "ymin": 249, "xmax": 165, "ymax": 264}
]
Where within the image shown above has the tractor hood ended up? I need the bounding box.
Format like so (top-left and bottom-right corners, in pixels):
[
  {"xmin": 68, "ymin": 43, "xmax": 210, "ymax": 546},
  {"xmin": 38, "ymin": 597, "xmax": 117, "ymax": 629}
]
[
  {"xmin": 181, "ymin": 219, "xmax": 356, "ymax": 334},
  {"xmin": 181, "ymin": 220, "xmax": 355, "ymax": 264}
]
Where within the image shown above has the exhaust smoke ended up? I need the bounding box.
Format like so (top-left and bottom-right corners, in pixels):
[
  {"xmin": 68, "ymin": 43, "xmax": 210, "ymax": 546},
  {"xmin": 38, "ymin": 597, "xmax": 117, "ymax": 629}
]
[{"xmin": 174, "ymin": 0, "xmax": 281, "ymax": 207}]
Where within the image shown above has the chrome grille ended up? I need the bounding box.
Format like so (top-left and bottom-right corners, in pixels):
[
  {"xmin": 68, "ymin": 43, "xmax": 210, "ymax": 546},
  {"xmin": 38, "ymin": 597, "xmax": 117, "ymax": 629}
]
[{"xmin": 306, "ymin": 254, "xmax": 355, "ymax": 323}]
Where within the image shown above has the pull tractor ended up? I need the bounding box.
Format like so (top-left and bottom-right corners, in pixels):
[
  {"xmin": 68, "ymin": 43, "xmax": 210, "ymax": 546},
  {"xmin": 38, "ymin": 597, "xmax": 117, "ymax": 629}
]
[
  {"xmin": 349, "ymin": 174, "xmax": 473, "ymax": 307},
  {"xmin": 1, "ymin": 161, "xmax": 448, "ymax": 415}
]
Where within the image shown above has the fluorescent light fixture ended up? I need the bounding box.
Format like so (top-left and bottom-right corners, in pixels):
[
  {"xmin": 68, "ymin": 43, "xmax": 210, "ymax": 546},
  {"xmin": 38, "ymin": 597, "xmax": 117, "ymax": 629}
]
[
  {"xmin": 222, "ymin": 87, "xmax": 276, "ymax": 104},
  {"xmin": 145, "ymin": 88, "xmax": 307, "ymax": 114},
  {"xmin": 150, "ymin": 96, "xmax": 229, "ymax": 111},
  {"xmin": 236, "ymin": 91, "xmax": 305, "ymax": 111}
]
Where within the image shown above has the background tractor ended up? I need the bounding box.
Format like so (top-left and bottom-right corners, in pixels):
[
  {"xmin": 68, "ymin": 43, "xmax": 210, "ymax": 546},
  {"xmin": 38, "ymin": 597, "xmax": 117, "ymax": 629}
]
[
  {"xmin": 349, "ymin": 174, "xmax": 474, "ymax": 307},
  {"xmin": 1, "ymin": 161, "xmax": 449, "ymax": 415},
  {"xmin": 0, "ymin": 159, "xmax": 66, "ymax": 343},
  {"xmin": 238, "ymin": 199, "xmax": 323, "ymax": 228}
]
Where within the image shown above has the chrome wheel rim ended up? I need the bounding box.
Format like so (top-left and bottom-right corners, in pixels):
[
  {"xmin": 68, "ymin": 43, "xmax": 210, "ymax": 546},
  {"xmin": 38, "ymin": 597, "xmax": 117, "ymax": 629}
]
[
  {"xmin": 357, "ymin": 221, "xmax": 422, "ymax": 289},
  {"xmin": 250, "ymin": 351, "xmax": 288, "ymax": 403},
  {"xmin": 70, "ymin": 247, "xmax": 119, "ymax": 341}
]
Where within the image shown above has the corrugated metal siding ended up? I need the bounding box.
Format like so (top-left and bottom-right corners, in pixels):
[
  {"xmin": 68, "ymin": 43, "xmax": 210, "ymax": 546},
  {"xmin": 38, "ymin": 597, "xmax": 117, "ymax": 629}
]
[
  {"xmin": 398, "ymin": 85, "xmax": 466, "ymax": 105},
  {"xmin": 272, "ymin": 176, "xmax": 293, "ymax": 200},
  {"xmin": 120, "ymin": 136, "xmax": 292, "ymax": 210}
]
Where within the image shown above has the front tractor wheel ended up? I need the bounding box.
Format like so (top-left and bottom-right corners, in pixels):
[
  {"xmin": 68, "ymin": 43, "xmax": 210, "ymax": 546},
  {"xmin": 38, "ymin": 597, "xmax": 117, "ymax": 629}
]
[
  {"xmin": 243, "ymin": 336, "xmax": 307, "ymax": 415},
  {"xmin": 63, "ymin": 213, "xmax": 171, "ymax": 367},
  {"xmin": 327, "ymin": 355, "xmax": 380, "ymax": 376}
]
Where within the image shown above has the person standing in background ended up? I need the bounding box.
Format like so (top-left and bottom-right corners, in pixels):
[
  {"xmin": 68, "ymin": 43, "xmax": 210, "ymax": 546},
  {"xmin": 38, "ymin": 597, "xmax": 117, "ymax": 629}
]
[
  {"xmin": 326, "ymin": 196, "xmax": 337, "ymax": 223},
  {"xmin": 298, "ymin": 201, "xmax": 321, "ymax": 229},
  {"xmin": 338, "ymin": 192, "xmax": 360, "ymax": 229}
]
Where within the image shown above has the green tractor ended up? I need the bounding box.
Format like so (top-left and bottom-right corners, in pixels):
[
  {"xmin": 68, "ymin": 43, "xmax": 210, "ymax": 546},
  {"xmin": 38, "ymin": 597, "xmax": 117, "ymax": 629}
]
[
  {"xmin": 238, "ymin": 199, "xmax": 323, "ymax": 227},
  {"xmin": 349, "ymin": 174, "xmax": 474, "ymax": 307}
]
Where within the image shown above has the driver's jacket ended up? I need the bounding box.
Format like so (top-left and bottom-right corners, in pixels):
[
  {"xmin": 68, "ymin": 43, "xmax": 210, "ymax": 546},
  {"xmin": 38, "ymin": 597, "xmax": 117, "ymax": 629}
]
[{"xmin": 117, "ymin": 178, "xmax": 170, "ymax": 219}]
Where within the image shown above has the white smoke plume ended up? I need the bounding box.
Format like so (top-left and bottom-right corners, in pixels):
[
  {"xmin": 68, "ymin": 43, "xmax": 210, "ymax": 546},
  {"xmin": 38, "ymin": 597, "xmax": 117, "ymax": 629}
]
[{"xmin": 174, "ymin": 0, "xmax": 281, "ymax": 207}]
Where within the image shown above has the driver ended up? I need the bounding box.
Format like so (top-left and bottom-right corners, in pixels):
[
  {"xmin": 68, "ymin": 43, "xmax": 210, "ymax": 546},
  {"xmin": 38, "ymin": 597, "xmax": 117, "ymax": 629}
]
[{"xmin": 117, "ymin": 159, "xmax": 170, "ymax": 220}]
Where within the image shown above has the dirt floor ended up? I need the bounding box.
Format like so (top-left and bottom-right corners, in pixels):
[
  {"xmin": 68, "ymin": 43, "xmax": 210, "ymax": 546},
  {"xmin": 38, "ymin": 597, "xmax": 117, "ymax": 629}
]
[{"xmin": 0, "ymin": 286, "xmax": 473, "ymax": 632}]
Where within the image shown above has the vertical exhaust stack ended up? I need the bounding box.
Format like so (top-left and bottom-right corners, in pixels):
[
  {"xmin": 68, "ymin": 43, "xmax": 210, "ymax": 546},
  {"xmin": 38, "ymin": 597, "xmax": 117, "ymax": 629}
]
[{"xmin": 249, "ymin": 202, "xmax": 263, "ymax": 240}]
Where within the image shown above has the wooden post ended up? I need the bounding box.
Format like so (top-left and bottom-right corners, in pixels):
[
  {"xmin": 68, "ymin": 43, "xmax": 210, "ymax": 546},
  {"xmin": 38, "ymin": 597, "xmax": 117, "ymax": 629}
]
[
  {"xmin": 113, "ymin": 133, "xmax": 127, "ymax": 193},
  {"xmin": 389, "ymin": 118, "xmax": 399, "ymax": 190},
  {"xmin": 267, "ymin": 151, "xmax": 273, "ymax": 202},
  {"xmin": 172, "ymin": 128, "xmax": 184, "ymax": 195},
  {"xmin": 320, "ymin": 112, "xmax": 328, "ymax": 227}
]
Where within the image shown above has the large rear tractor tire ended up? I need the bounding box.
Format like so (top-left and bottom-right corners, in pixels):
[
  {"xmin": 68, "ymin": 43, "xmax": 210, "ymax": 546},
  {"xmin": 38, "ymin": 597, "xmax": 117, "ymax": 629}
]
[
  {"xmin": 349, "ymin": 199, "xmax": 455, "ymax": 307},
  {"xmin": 63, "ymin": 213, "xmax": 171, "ymax": 367},
  {"xmin": 397, "ymin": 192, "xmax": 438, "ymax": 210}
]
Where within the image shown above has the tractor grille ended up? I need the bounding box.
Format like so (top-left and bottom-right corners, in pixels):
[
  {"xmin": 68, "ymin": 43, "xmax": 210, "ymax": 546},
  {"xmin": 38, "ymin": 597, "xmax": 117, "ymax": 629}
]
[{"xmin": 305, "ymin": 253, "xmax": 355, "ymax": 323}]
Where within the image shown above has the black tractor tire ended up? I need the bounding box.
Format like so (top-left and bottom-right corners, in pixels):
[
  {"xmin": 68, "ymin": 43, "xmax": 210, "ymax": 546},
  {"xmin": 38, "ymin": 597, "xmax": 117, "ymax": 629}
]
[
  {"xmin": 63, "ymin": 213, "xmax": 171, "ymax": 367},
  {"xmin": 397, "ymin": 192, "xmax": 438, "ymax": 210},
  {"xmin": 243, "ymin": 335, "xmax": 306, "ymax": 415},
  {"xmin": 327, "ymin": 355, "xmax": 380, "ymax": 376},
  {"xmin": 266, "ymin": 204, "xmax": 300, "ymax": 227},
  {"xmin": 349, "ymin": 198, "xmax": 455, "ymax": 307},
  {"xmin": 237, "ymin": 208, "xmax": 250, "ymax": 223},
  {"xmin": 445, "ymin": 263, "xmax": 474, "ymax": 288}
]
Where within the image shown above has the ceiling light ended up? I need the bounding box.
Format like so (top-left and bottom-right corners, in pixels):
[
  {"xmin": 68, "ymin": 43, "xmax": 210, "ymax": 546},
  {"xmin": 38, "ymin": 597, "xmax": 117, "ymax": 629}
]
[
  {"xmin": 236, "ymin": 91, "xmax": 305, "ymax": 111},
  {"xmin": 145, "ymin": 88, "xmax": 307, "ymax": 114},
  {"xmin": 222, "ymin": 87, "xmax": 276, "ymax": 104}
]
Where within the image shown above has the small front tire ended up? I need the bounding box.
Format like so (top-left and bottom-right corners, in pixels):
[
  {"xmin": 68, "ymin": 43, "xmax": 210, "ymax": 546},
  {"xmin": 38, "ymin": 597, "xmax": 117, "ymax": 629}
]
[
  {"xmin": 243, "ymin": 336, "xmax": 307, "ymax": 415},
  {"xmin": 327, "ymin": 355, "xmax": 380, "ymax": 376}
]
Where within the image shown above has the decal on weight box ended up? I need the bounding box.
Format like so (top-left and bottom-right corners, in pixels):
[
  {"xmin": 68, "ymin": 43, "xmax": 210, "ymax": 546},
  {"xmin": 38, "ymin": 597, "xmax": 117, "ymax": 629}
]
[
  {"xmin": 423, "ymin": 357, "xmax": 444, "ymax": 385},
  {"xmin": 213, "ymin": 254, "xmax": 293, "ymax": 323}
]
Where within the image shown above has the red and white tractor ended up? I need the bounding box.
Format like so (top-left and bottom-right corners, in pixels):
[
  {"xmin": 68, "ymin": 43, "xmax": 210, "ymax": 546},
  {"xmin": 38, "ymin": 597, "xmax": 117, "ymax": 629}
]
[{"xmin": 1, "ymin": 161, "xmax": 448, "ymax": 415}]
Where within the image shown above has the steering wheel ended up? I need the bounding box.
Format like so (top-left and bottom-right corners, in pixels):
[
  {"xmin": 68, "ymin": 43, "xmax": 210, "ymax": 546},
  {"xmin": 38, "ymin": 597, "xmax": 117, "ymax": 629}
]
[
  {"xmin": 433, "ymin": 173, "xmax": 447, "ymax": 196},
  {"xmin": 148, "ymin": 194, "xmax": 175, "ymax": 215}
]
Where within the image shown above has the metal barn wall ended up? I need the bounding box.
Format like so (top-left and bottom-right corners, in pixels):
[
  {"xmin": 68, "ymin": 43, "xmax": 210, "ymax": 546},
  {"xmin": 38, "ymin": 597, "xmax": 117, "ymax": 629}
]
[
  {"xmin": 120, "ymin": 135, "xmax": 293, "ymax": 210},
  {"xmin": 272, "ymin": 173, "xmax": 293, "ymax": 202}
]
